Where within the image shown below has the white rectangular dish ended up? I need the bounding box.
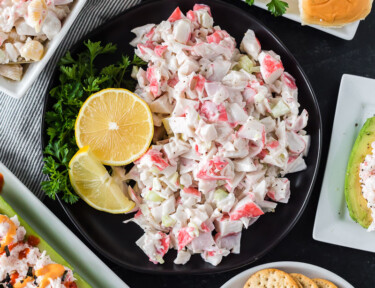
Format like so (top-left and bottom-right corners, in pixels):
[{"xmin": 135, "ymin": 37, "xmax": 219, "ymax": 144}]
[
  {"xmin": 0, "ymin": 0, "xmax": 87, "ymax": 99},
  {"xmin": 0, "ymin": 161, "xmax": 129, "ymax": 288},
  {"xmin": 313, "ymin": 74, "xmax": 375, "ymax": 252},
  {"xmin": 252, "ymin": 0, "xmax": 360, "ymax": 40}
]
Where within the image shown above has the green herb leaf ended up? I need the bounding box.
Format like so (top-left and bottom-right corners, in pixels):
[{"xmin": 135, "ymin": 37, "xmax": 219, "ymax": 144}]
[
  {"xmin": 266, "ymin": 0, "xmax": 288, "ymax": 17},
  {"xmin": 131, "ymin": 54, "xmax": 147, "ymax": 66},
  {"xmin": 245, "ymin": 0, "xmax": 255, "ymax": 6},
  {"xmin": 59, "ymin": 51, "xmax": 76, "ymax": 66},
  {"xmin": 42, "ymin": 40, "xmax": 145, "ymax": 204}
]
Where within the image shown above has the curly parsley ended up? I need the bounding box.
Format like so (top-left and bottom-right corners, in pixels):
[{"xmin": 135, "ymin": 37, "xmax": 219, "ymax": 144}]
[
  {"xmin": 245, "ymin": 0, "xmax": 289, "ymax": 17},
  {"xmin": 42, "ymin": 40, "xmax": 146, "ymax": 204},
  {"xmin": 266, "ymin": 0, "xmax": 289, "ymax": 17}
]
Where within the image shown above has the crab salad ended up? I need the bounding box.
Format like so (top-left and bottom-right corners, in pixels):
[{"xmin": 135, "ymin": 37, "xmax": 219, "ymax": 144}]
[
  {"xmin": 0, "ymin": 214, "xmax": 77, "ymax": 288},
  {"xmin": 123, "ymin": 4, "xmax": 310, "ymax": 266},
  {"xmin": 0, "ymin": 0, "xmax": 74, "ymax": 81}
]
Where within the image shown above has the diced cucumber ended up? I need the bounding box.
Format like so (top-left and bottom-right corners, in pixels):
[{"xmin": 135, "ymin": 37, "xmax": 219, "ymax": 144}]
[
  {"xmin": 162, "ymin": 118, "xmax": 173, "ymax": 135},
  {"xmin": 155, "ymin": 254, "xmax": 165, "ymax": 264},
  {"xmin": 168, "ymin": 172, "xmax": 179, "ymax": 186},
  {"xmin": 162, "ymin": 214, "xmax": 176, "ymax": 227},
  {"xmin": 235, "ymin": 55, "xmax": 253, "ymax": 73},
  {"xmin": 234, "ymin": 55, "xmax": 261, "ymax": 74},
  {"xmin": 271, "ymin": 99, "xmax": 290, "ymax": 118},
  {"xmin": 251, "ymin": 66, "xmax": 261, "ymax": 73},
  {"xmin": 214, "ymin": 189, "xmax": 229, "ymax": 201},
  {"xmin": 188, "ymin": 222, "xmax": 200, "ymax": 237},
  {"xmin": 145, "ymin": 190, "xmax": 164, "ymax": 202}
]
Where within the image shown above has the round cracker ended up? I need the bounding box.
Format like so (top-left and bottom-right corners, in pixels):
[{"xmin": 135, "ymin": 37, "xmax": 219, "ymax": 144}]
[
  {"xmin": 312, "ymin": 278, "xmax": 338, "ymax": 288},
  {"xmin": 243, "ymin": 268, "xmax": 301, "ymax": 288},
  {"xmin": 290, "ymin": 273, "xmax": 318, "ymax": 288}
]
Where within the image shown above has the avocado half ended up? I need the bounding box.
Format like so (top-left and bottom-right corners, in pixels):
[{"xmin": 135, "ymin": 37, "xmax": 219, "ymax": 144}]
[
  {"xmin": 345, "ymin": 117, "xmax": 375, "ymax": 229},
  {"xmin": 0, "ymin": 196, "xmax": 91, "ymax": 288}
]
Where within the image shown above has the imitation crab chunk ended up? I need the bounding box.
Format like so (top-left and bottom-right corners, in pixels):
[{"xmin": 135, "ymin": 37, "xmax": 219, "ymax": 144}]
[
  {"xmin": 258, "ymin": 51, "xmax": 284, "ymax": 84},
  {"xmin": 240, "ymin": 29, "xmax": 261, "ymax": 60}
]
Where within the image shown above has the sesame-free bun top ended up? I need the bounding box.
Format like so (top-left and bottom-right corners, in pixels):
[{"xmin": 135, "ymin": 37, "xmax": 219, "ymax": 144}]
[{"xmin": 300, "ymin": 0, "xmax": 374, "ymax": 27}]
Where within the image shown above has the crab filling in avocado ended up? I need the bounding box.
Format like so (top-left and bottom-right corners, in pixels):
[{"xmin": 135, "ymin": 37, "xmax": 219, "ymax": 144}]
[
  {"xmin": 359, "ymin": 141, "xmax": 375, "ymax": 231},
  {"xmin": 0, "ymin": 214, "xmax": 77, "ymax": 287}
]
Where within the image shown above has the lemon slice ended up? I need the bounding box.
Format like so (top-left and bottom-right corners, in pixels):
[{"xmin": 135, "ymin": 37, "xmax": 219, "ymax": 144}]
[
  {"xmin": 75, "ymin": 88, "xmax": 154, "ymax": 166},
  {"xmin": 69, "ymin": 146, "xmax": 135, "ymax": 213}
]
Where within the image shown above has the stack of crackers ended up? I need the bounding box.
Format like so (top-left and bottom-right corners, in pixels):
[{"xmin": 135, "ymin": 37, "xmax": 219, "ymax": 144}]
[{"xmin": 243, "ymin": 268, "xmax": 338, "ymax": 288}]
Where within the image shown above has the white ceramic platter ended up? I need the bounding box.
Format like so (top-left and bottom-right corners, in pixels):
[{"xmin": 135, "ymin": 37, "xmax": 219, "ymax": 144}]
[
  {"xmin": 221, "ymin": 261, "xmax": 354, "ymax": 288},
  {"xmin": 0, "ymin": 161, "xmax": 129, "ymax": 288},
  {"xmin": 0, "ymin": 0, "xmax": 87, "ymax": 99},
  {"xmin": 313, "ymin": 74, "xmax": 375, "ymax": 252},
  {"xmin": 252, "ymin": 0, "xmax": 360, "ymax": 40}
]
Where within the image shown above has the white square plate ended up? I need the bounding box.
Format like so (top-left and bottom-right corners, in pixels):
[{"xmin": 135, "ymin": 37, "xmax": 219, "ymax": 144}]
[
  {"xmin": 252, "ymin": 0, "xmax": 360, "ymax": 40},
  {"xmin": 313, "ymin": 74, "xmax": 375, "ymax": 252},
  {"xmin": 0, "ymin": 161, "xmax": 129, "ymax": 287},
  {"xmin": 0, "ymin": 0, "xmax": 87, "ymax": 99}
]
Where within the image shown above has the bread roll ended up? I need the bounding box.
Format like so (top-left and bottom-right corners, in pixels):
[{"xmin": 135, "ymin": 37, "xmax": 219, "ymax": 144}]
[{"xmin": 299, "ymin": 0, "xmax": 374, "ymax": 27}]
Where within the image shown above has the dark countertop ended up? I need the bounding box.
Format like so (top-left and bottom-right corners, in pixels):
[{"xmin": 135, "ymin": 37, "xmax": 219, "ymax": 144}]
[{"xmin": 43, "ymin": 1, "xmax": 375, "ymax": 287}]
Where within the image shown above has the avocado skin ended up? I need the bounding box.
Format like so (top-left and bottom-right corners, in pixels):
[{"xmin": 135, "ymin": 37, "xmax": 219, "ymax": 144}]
[
  {"xmin": 0, "ymin": 196, "xmax": 91, "ymax": 288},
  {"xmin": 345, "ymin": 117, "xmax": 375, "ymax": 229}
]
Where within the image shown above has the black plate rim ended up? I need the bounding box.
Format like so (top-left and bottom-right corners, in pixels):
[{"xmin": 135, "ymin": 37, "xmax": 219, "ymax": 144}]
[{"xmin": 40, "ymin": 0, "xmax": 323, "ymax": 275}]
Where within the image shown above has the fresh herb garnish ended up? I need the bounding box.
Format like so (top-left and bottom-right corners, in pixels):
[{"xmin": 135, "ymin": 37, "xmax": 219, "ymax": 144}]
[
  {"xmin": 26, "ymin": 267, "xmax": 33, "ymax": 277},
  {"xmin": 42, "ymin": 40, "xmax": 146, "ymax": 203},
  {"xmin": 244, "ymin": 0, "xmax": 288, "ymax": 17},
  {"xmin": 4, "ymin": 245, "xmax": 10, "ymax": 257},
  {"xmin": 61, "ymin": 270, "xmax": 68, "ymax": 282},
  {"xmin": 1, "ymin": 273, "xmax": 10, "ymax": 283},
  {"xmin": 266, "ymin": 0, "xmax": 289, "ymax": 17}
]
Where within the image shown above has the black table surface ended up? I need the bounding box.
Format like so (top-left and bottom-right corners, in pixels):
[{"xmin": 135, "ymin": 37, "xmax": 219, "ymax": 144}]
[{"xmin": 43, "ymin": 1, "xmax": 375, "ymax": 287}]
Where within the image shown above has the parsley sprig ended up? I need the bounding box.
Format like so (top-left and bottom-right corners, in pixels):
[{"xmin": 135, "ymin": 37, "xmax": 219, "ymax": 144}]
[
  {"xmin": 245, "ymin": 0, "xmax": 289, "ymax": 17},
  {"xmin": 42, "ymin": 40, "xmax": 146, "ymax": 204}
]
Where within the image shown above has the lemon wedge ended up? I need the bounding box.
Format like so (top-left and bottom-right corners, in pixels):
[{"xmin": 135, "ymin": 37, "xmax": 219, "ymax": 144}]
[
  {"xmin": 69, "ymin": 146, "xmax": 135, "ymax": 214},
  {"xmin": 75, "ymin": 88, "xmax": 153, "ymax": 166}
]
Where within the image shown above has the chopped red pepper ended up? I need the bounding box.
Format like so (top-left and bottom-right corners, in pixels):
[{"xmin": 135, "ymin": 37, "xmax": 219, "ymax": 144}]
[
  {"xmin": 65, "ymin": 282, "xmax": 78, "ymax": 288},
  {"xmin": 18, "ymin": 247, "xmax": 30, "ymax": 260},
  {"xmin": 27, "ymin": 235, "xmax": 40, "ymax": 247},
  {"xmin": 10, "ymin": 271, "xmax": 19, "ymax": 285}
]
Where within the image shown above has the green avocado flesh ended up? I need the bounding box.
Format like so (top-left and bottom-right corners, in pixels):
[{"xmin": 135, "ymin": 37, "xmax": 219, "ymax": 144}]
[
  {"xmin": 0, "ymin": 196, "xmax": 91, "ymax": 288},
  {"xmin": 345, "ymin": 117, "xmax": 375, "ymax": 229}
]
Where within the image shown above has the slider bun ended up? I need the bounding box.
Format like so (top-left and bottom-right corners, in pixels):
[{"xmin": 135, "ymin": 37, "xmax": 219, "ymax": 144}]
[{"xmin": 299, "ymin": 0, "xmax": 374, "ymax": 27}]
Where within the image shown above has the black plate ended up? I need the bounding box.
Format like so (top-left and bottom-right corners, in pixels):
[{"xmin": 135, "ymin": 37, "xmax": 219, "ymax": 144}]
[{"xmin": 41, "ymin": 0, "xmax": 322, "ymax": 274}]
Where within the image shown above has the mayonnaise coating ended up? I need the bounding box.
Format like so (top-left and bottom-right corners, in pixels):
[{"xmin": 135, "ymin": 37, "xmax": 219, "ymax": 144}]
[{"xmin": 124, "ymin": 4, "xmax": 310, "ymax": 266}]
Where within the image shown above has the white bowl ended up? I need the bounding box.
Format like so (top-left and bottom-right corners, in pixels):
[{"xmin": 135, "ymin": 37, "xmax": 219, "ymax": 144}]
[
  {"xmin": 0, "ymin": 0, "xmax": 87, "ymax": 99},
  {"xmin": 221, "ymin": 261, "xmax": 354, "ymax": 288}
]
